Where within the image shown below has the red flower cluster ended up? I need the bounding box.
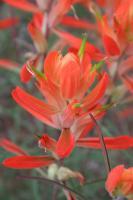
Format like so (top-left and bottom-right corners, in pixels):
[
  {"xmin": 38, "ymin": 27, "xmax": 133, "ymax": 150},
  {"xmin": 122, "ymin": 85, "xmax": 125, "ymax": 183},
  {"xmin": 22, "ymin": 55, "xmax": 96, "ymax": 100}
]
[
  {"xmin": 106, "ymin": 165, "xmax": 133, "ymax": 200},
  {"xmin": 9, "ymin": 47, "xmax": 110, "ymax": 160}
]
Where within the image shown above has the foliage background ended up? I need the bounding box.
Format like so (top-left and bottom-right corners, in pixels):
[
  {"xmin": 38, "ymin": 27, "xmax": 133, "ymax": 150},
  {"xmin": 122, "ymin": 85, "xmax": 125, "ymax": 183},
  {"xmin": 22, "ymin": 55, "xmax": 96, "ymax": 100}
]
[{"xmin": 0, "ymin": 2, "xmax": 132, "ymax": 200}]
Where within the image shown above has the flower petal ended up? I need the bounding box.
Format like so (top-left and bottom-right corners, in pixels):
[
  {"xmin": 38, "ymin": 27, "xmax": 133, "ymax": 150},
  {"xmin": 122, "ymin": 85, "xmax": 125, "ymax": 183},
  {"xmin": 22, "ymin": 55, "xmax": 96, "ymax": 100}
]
[
  {"xmin": 28, "ymin": 21, "xmax": 47, "ymax": 53},
  {"xmin": 0, "ymin": 17, "xmax": 19, "ymax": 29},
  {"xmin": 20, "ymin": 63, "xmax": 32, "ymax": 83},
  {"xmin": 103, "ymin": 34, "xmax": 120, "ymax": 56},
  {"xmin": 82, "ymin": 72, "xmax": 109, "ymax": 110},
  {"xmin": 60, "ymin": 53, "xmax": 81, "ymax": 99},
  {"xmin": 44, "ymin": 51, "xmax": 62, "ymax": 84},
  {"xmin": 3, "ymin": 0, "xmax": 40, "ymax": 13},
  {"xmin": 54, "ymin": 30, "xmax": 104, "ymax": 61},
  {"xmin": 3, "ymin": 155, "xmax": 55, "ymax": 169},
  {"xmin": 49, "ymin": 0, "xmax": 72, "ymax": 27},
  {"xmin": 38, "ymin": 77, "xmax": 66, "ymax": 110},
  {"xmin": 20, "ymin": 55, "xmax": 40, "ymax": 83},
  {"xmin": 12, "ymin": 87, "xmax": 58, "ymax": 128},
  {"xmin": 0, "ymin": 59, "xmax": 19, "ymax": 69},
  {"xmin": 105, "ymin": 165, "xmax": 124, "ymax": 194},
  {"xmin": 0, "ymin": 138, "xmax": 27, "ymax": 155},
  {"xmin": 55, "ymin": 129, "xmax": 75, "ymax": 158},
  {"xmin": 77, "ymin": 136, "xmax": 133, "ymax": 149},
  {"xmin": 38, "ymin": 134, "xmax": 57, "ymax": 152},
  {"xmin": 98, "ymin": 15, "xmax": 120, "ymax": 56},
  {"xmin": 61, "ymin": 16, "xmax": 96, "ymax": 30}
]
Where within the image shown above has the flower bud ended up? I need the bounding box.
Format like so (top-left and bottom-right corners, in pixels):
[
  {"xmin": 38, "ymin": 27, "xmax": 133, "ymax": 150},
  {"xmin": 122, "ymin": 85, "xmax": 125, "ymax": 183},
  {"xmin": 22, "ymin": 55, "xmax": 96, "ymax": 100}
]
[
  {"xmin": 57, "ymin": 166, "xmax": 85, "ymax": 185},
  {"xmin": 106, "ymin": 165, "xmax": 133, "ymax": 200}
]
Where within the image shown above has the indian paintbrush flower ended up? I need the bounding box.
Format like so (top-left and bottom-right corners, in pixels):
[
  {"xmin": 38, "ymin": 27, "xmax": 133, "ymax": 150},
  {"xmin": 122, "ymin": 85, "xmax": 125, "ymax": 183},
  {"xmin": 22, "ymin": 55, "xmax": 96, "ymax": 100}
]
[{"xmin": 106, "ymin": 165, "xmax": 133, "ymax": 200}]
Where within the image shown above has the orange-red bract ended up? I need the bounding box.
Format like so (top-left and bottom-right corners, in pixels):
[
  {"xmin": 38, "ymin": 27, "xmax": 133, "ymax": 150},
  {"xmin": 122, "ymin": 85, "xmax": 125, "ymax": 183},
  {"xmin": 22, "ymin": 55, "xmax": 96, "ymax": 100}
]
[
  {"xmin": 1, "ymin": 133, "xmax": 133, "ymax": 169},
  {"xmin": 0, "ymin": 138, "xmax": 27, "ymax": 155},
  {"xmin": 0, "ymin": 138, "xmax": 55, "ymax": 169},
  {"xmin": 3, "ymin": 155, "xmax": 55, "ymax": 169},
  {"xmin": 60, "ymin": 16, "xmax": 96, "ymax": 30},
  {"xmin": 0, "ymin": 59, "xmax": 19, "ymax": 69},
  {"xmin": 0, "ymin": 17, "xmax": 19, "ymax": 29},
  {"xmin": 98, "ymin": 16, "xmax": 120, "ymax": 56},
  {"xmin": 12, "ymin": 87, "xmax": 58, "ymax": 128},
  {"xmin": 106, "ymin": 165, "xmax": 133, "ymax": 199},
  {"xmin": 54, "ymin": 30, "xmax": 104, "ymax": 61},
  {"xmin": 98, "ymin": 0, "xmax": 133, "ymax": 56},
  {"xmin": 3, "ymin": 0, "xmax": 40, "ymax": 13},
  {"xmin": 55, "ymin": 129, "xmax": 75, "ymax": 158},
  {"xmin": 48, "ymin": 0, "xmax": 73, "ymax": 27},
  {"xmin": 77, "ymin": 135, "xmax": 133, "ymax": 149}
]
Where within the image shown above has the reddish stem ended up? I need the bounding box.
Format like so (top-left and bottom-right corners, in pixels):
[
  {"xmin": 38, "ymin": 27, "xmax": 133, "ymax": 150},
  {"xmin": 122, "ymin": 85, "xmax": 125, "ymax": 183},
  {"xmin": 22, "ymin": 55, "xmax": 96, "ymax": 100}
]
[{"xmin": 89, "ymin": 113, "xmax": 111, "ymax": 174}]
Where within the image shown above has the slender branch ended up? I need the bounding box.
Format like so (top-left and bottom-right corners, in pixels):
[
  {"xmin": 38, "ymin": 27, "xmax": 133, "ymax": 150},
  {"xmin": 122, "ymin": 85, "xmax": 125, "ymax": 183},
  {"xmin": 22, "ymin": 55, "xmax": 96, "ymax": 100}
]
[
  {"xmin": 17, "ymin": 175, "xmax": 87, "ymax": 200},
  {"xmin": 89, "ymin": 114, "xmax": 111, "ymax": 174}
]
